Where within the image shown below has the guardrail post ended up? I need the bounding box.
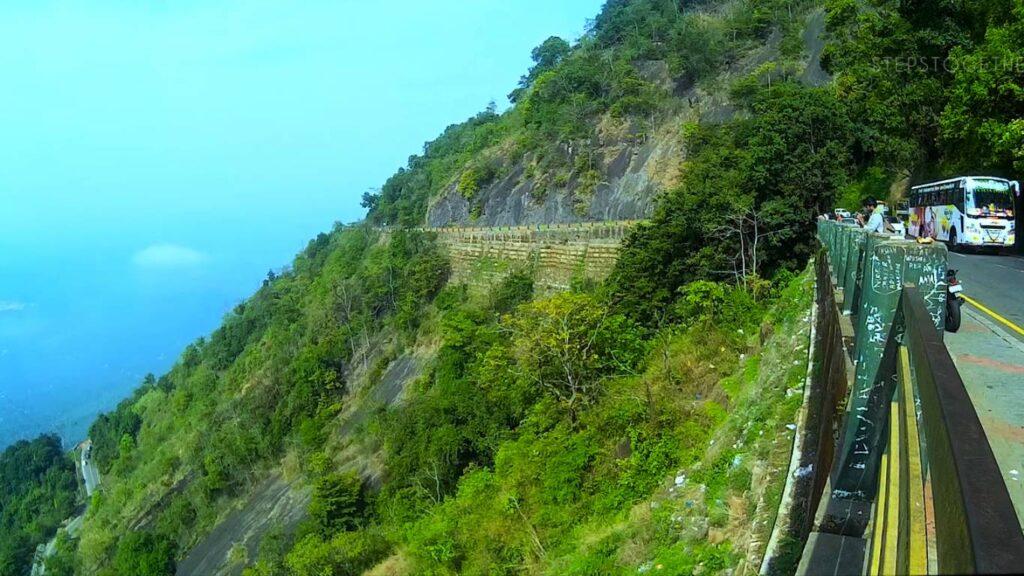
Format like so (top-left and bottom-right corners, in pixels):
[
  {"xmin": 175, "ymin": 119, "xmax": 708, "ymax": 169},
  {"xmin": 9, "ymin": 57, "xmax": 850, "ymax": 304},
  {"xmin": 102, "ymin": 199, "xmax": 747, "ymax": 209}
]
[
  {"xmin": 835, "ymin": 225, "xmax": 852, "ymax": 286},
  {"xmin": 832, "ymin": 237, "xmax": 947, "ymax": 516},
  {"xmin": 842, "ymin": 229, "xmax": 868, "ymax": 315}
]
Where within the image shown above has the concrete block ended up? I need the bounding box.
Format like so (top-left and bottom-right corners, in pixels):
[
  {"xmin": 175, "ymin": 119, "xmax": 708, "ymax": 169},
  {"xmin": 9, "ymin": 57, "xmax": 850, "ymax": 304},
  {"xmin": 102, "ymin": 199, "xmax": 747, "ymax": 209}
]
[
  {"xmin": 797, "ymin": 532, "xmax": 867, "ymax": 576},
  {"xmin": 831, "ymin": 235, "xmax": 947, "ymax": 501},
  {"xmin": 841, "ymin": 229, "xmax": 867, "ymax": 315}
]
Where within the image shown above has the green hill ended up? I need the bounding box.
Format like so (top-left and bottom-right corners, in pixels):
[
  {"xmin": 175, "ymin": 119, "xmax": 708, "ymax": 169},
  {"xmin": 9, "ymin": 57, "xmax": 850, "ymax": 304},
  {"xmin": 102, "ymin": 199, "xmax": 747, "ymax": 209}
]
[{"xmin": 4, "ymin": 0, "xmax": 1023, "ymax": 574}]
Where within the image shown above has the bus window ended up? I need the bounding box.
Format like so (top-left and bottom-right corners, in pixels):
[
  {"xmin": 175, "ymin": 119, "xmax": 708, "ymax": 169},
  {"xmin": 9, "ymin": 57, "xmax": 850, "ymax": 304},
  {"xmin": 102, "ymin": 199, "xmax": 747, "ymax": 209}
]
[
  {"xmin": 966, "ymin": 179, "xmax": 1014, "ymax": 216},
  {"xmin": 974, "ymin": 189, "xmax": 1014, "ymax": 211}
]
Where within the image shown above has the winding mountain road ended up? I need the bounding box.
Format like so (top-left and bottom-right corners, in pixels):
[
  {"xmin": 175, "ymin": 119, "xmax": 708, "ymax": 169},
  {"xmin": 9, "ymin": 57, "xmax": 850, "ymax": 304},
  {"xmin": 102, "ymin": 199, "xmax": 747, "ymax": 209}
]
[{"xmin": 81, "ymin": 443, "xmax": 100, "ymax": 497}]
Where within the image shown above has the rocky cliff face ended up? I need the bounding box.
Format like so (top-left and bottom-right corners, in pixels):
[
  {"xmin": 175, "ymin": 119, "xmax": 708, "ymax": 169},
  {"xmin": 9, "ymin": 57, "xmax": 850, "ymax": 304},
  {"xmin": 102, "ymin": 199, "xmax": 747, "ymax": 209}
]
[
  {"xmin": 422, "ymin": 4, "xmax": 832, "ymax": 230},
  {"xmin": 427, "ymin": 112, "xmax": 685, "ymax": 227}
]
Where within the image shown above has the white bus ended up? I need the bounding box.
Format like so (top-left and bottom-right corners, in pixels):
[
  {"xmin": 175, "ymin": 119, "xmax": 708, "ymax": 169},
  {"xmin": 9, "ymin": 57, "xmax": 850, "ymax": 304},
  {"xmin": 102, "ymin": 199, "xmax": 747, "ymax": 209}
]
[{"xmin": 908, "ymin": 176, "xmax": 1019, "ymax": 249}]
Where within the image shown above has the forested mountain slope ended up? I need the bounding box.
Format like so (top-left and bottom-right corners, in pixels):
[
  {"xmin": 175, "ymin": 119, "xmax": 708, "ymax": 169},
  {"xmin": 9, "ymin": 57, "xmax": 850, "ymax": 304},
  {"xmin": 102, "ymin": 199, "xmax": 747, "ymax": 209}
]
[
  {"xmin": 0, "ymin": 436, "xmax": 78, "ymax": 574},
  {"xmin": 3, "ymin": 0, "xmax": 1023, "ymax": 574},
  {"xmin": 364, "ymin": 0, "xmax": 833, "ymax": 228}
]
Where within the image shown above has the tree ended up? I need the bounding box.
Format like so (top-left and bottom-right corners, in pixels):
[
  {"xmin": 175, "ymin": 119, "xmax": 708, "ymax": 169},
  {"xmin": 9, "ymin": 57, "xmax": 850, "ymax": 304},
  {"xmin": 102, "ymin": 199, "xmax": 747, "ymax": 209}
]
[
  {"xmin": 510, "ymin": 36, "xmax": 572, "ymax": 102},
  {"xmin": 941, "ymin": 10, "xmax": 1024, "ymax": 171},
  {"xmin": 88, "ymin": 399, "xmax": 142, "ymax": 472},
  {"xmin": 0, "ymin": 435, "xmax": 78, "ymax": 576},
  {"xmin": 284, "ymin": 531, "xmax": 388, "ymax": 576},
  {"xmin": 489, "ymin": 270, "xmax": 534, "ymax": 314},
  {"xmin": 508, "ymin": 293, "xmax": 645, "ymax": 422},
  {"xmin": 821, "ymin": 0, "xmax": 974, "ymax": 172},
  {"xmin": 112, "ymin": 532, "xmax": 176, "ymax": 576},
  {"xmin": 743, "ymin": 84, "xmax": 854, "ymax": 270},
  {"xmin": 668, "ymin": 13, "xmax": 728, "ymax": 82},
  {"xmin": 531, "ymin": 36, "xmax": 571, "ymax": 73},
  {"xmin": 708, "ymin": 206, "xmax": 771, "ymax": 283},
  {"xmin": 307, "ymin": 471, "xmax": 368, "ymax": 536},
  {"xmin": 611, "ymin": 84, "xmax": 852, "ymax": 325},
  {"xmin": 360, "ymin": 189, "xmax": 380, "ymax": 211}
]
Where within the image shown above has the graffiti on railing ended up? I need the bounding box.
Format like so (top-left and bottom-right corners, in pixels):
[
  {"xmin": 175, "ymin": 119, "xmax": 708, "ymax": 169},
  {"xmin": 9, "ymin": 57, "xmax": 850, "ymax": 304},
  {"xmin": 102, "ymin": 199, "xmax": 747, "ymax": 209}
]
[{"xmin": 809, "ymin": 220, "xmax": 1024, "ymax": 575}]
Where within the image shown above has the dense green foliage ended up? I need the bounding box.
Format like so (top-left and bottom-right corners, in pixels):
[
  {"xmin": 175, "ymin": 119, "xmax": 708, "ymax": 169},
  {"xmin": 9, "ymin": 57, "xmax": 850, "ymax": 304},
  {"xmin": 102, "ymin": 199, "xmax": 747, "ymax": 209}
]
[
  {"xmin": 823, "ymin": 0, "xmax": 1024, "ymax": 180},
  {"xmin": 5, "ymin": 0, "xmax": 1022, "ymax": 573},
  {"xmin": 88, "ymin": 395, "xmax": 142, "ymax": 474},
  {"xmin": 306, "ymin": 457, "xmax": 370, "ymax": 537},
  {"xmin": 612, "ymin": 83, "xmax": 852, "ymax": 324},
  {"xmin": 234, "ymin": 253, "xmax": 809, "ymax": 575},
  {"xmin": 110, "ymin": 532, "xmax": 176, "ymax": 576},
  {"xmin": 0, "ymin": 435, "xmax": 78, "ymax": 576},
  {"xmin": 611, "ymin": 0, "xmax": 1024, "ymax": 324}
]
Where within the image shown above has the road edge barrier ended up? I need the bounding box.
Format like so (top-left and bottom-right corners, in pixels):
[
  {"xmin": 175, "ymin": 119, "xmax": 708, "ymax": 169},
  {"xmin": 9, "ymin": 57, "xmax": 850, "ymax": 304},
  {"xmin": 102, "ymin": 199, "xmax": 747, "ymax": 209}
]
[{"xmin": 797, "ymin": 221, "xmax": 1024, "ymax": 575}]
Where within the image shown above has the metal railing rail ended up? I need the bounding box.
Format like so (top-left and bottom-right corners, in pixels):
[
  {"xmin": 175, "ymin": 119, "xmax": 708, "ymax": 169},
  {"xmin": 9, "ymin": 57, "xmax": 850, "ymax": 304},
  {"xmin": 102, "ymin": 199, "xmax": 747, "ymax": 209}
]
[
  {"xmin": 814, "ymin": 220, "xmax": 1024, "ymax": 574},
  {"xmin": 894, "ymin": 287, "xmax": 1024, "ymax": 574}
]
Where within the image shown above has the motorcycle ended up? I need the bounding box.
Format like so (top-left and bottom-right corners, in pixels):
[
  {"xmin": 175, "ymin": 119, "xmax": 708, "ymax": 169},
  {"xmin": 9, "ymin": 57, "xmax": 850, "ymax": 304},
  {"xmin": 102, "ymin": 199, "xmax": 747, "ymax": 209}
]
[{"xmin": 946, "ymin": 269, "xmax": 964, "ymax": 333}]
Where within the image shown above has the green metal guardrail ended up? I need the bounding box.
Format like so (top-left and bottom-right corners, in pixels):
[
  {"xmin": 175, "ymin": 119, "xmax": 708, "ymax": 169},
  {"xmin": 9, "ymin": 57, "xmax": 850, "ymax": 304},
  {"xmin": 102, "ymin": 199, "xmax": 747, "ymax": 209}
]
[
  {"xmin": 808, "ymin": 220, "xmax": 1024, "ymax": 574},
  {"xmin": 867, "ymin": 286, "xmax": 1024, "ymax": 574}
]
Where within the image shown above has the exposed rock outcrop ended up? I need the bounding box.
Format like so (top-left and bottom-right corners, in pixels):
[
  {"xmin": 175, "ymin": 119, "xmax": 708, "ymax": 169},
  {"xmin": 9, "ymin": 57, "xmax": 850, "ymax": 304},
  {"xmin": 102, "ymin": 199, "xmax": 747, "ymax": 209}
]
[{"xmin": 427, "ymin": 113, "xmax": 685, "ymax": 228}]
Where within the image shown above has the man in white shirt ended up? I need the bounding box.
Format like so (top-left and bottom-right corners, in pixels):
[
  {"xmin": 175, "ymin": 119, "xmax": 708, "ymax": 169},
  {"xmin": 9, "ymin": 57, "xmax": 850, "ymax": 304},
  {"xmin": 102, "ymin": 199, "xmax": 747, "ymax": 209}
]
[{"xmin": 857, "ymin": 197, "xmax": 887, "ymax": 233}]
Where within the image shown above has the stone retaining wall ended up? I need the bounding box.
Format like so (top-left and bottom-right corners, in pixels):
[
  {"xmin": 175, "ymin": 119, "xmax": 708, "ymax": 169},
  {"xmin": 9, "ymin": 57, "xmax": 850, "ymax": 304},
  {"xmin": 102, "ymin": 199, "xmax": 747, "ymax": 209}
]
[{"xmin": 423, "ymin": 221, "xmax": 641, "ymax": 291}]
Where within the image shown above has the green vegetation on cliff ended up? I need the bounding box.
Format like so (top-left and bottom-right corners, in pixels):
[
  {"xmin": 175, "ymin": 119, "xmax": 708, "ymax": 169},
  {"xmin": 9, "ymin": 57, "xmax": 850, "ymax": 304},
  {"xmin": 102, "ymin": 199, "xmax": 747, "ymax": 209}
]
[
  {"xmin": 231, "ymin": 229, "xmax": 811, "ymax": 575},
  {"xmin": 5, "ymin": 0, "xmax": 1023, "ymax": 574},
  {"xmin": 364, "ymin": 0, "xmax": 817, "ymax": 226},
  {"xmin": 72, "ymin": 228, "xmax": 448, "ymax": 575},
  {"xmin": 0, "ymin": 435, "xmax": 78, "ymax": 576}
]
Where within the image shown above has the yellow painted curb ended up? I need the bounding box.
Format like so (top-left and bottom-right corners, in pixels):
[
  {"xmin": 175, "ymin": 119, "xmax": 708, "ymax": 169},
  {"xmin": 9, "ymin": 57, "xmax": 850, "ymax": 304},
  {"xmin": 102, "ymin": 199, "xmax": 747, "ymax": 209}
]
[{"xmin": 961, "ymin": 295, "xmax": 1024, "ymax": 337}]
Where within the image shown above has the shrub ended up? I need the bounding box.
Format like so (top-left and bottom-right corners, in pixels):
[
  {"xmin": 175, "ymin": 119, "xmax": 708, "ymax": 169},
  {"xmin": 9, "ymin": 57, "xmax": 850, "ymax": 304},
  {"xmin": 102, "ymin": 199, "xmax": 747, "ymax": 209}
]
[
  {"xmin": 111, "ymin": 532, "xmax": 176, "ymax": 576},
  {"xmin": 285, "ymin": 530, "xmax": 389, "ymax": 576},
  {"xmin": 307, "ymin": 464, "xmax": 369, "ymax": 536},
  {"xmin": 489, "ymin": 270, "xmax": 535, "ymax": 315},
  {"xmin": 508, "ymin": 293, "xmax": 646, "ymax": 421}
]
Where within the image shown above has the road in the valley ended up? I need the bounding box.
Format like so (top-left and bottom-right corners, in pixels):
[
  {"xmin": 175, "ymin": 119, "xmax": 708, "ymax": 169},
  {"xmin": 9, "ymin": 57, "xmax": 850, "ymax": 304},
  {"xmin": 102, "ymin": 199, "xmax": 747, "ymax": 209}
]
[
  {"xmin": 31, "ymin": 449, "xmax": 94, "ymax": 575},
  {"xmin": 944, "ymin": 251, "xmax": 1024, "ymax": 527},
  {"xmin": 81, "ymin": 443, "xmax": 100, "ymax": 497}
]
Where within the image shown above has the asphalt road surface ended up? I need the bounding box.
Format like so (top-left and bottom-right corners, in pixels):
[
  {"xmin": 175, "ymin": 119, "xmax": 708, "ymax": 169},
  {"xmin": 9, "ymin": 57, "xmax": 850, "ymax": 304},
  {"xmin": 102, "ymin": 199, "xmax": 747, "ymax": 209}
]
[
  {"xmin": 81, "ymin": 448, "xmax": 100, "ymax": 497},
  {"xmin": 949, "ymin": 251, "xmax": 1024, "ymax": 333},
  {"xmin": 945, "ymin": 250, "xmax": 1024, "ymax": 526}
]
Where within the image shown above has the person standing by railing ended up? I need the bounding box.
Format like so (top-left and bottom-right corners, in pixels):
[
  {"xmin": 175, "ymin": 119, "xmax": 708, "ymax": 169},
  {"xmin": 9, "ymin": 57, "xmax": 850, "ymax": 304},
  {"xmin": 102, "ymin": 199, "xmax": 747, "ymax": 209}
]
[{"xmin": 858, "ymin": 197, "xmax": 887, "ymax": 233}]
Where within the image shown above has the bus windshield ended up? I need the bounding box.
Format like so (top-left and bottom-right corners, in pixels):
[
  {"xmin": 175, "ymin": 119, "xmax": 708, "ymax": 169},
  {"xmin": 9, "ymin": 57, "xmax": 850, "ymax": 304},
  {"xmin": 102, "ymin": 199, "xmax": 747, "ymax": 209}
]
[{"xmin": 968, "ymin": 180, "xmax": 1014, "ymax": 215}]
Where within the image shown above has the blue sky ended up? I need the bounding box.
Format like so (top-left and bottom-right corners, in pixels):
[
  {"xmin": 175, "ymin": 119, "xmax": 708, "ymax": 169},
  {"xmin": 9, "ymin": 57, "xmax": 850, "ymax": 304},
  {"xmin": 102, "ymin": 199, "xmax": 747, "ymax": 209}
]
[{"xmin": 0, "ymin": 0, "xmax": 603, "ymax": 448}]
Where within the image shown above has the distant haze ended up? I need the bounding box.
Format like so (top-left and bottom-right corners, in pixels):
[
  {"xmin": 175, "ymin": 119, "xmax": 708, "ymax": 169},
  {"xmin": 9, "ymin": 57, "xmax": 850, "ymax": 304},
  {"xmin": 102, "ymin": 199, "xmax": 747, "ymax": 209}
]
[{"xmin": 0, "ymin": 0, "xmax": 602, "ymax": 449}]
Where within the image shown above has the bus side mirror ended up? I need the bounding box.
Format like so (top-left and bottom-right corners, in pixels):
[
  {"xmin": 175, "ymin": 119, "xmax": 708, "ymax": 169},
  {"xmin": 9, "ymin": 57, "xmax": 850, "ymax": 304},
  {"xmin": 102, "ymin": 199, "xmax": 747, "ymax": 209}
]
[{"xmin": 1012, "ymin": 181, "xmax": 1021, "ymax": 197}]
